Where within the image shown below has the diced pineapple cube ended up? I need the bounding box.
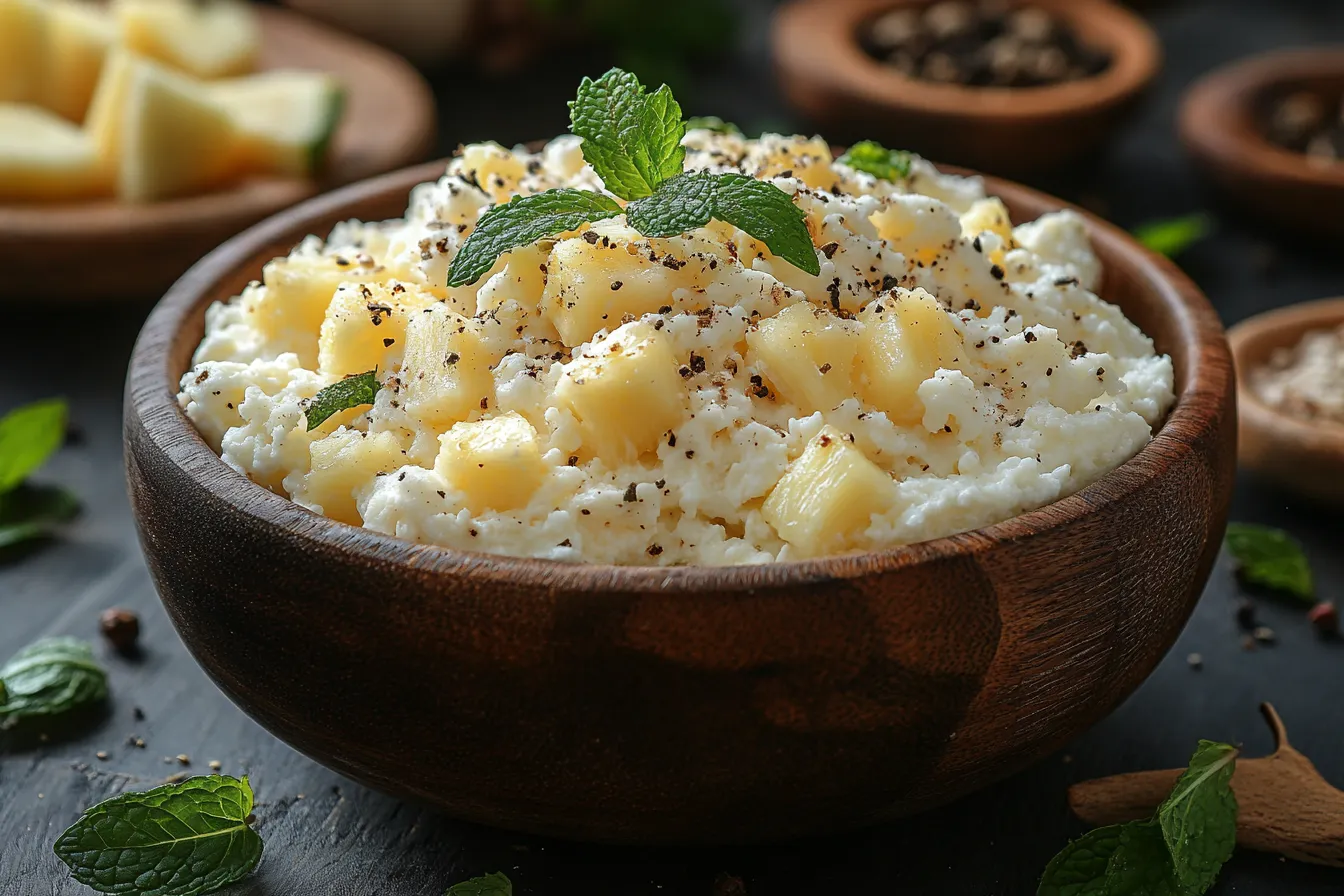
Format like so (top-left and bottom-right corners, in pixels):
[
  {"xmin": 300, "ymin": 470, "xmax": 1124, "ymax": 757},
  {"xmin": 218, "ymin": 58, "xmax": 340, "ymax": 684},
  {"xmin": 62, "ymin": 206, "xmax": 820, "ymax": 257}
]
[
  {"xmin": 458, "ymin": 142, "xmax": 529, "ymax": 203},
  {"xmin": 542, "ymin": 224, "xmax": 698, "ymax": 346},
  {"xmin": 958, "ymin": 197, "xmax": 1015, "ymax": 245},
  {"xmin": 401, "ymin": 304, "xmax": 496, "ymax": 430},
  {"xmin": 745, "ymin": 302, "xmax": 861, "ymax": 414},
  {"xmin": 0, "ymin": 0, "xmax": 47, "ymax": 105},
  {"xmin": 762, "ymin": 425, "xmax": 896, "ymax": 558},
  {"xmin": 855, "ymin": 288, "xmax": 963, "ymax": 426},
  {"xmin": 297, "ymin": 429, "xmax": 405, "ymax": 525},
  {"xmin": 44, "ymin": 1, "xmax": 116, "ymax": 123},
  {"xmin": 434, "ymin": 412, "xmax": 546, "ymax": 513},
  {"xmin": 115, "ymin": 0, "xmax": 260, "ymax": 79},
  {"xmin": 317, "ymin": 282, "xmax": 436, "ymax": 377},
  {"xmin": 254, "ymin": 253, "xmax": 391, "ymax": 362},
  {"xmin": 555, "ymin": 320, "xmax": 684, "ymax": 463}
]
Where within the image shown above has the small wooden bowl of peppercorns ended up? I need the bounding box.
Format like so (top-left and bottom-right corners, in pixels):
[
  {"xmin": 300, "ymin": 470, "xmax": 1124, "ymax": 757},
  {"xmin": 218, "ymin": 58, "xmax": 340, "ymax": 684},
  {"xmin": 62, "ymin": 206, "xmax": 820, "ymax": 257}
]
[
  {"xmin": 1180, "ymin": 48, "xmax": 1344, "ymax": 241},
  {"xmin": 771, "ymin": 0, "xmax": 1161, "ymax": 175}
]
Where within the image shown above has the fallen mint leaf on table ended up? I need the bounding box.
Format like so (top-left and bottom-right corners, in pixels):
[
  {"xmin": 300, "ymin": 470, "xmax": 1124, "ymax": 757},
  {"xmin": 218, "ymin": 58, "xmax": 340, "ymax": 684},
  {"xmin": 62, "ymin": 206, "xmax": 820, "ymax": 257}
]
[
  {"xmin": 685, "ymin": 115, "xmax": 742, "ymax": 135},
  {"xmin": 0, "ymin": 484, "xmax": 81, "ymax": 549},
  {"xmin": 1224, "ymin": 522, "xmax": 1314, "ymax": 601},
  {"xmin": 304, "ymin": 370, "xmax": 383, "ymax": 431},
  {"xmin": 0, "ymin": 397, "xmax": 67, "ymax": 493},
  {"xmin": 1132, "ymin": 214, "xmax": 1210, "ymax": 258},
  {"xmin": 837, "ymin": 140, "xmax": 913, "ymax": 182},
  {"xmin": 446, "ymin": 871, "xmax": 513, "ymax": 896},
  {"xmin": 0, "ymin": 636, "xmax": 106, "ymax": 727},
  {"xmin": 54, "ymin": 775, "xmax": 263, "ymax": 896},
  {"xmin": 569, "ymin": 67, "xmax": 685, "ymax": 201}
]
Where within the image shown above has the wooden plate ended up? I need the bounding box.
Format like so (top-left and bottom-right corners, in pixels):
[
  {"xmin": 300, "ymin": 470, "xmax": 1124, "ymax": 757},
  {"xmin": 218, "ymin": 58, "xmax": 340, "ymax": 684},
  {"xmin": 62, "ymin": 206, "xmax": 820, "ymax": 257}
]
[{"xmin": 0, "ymin": 5, "xmax": 437, "ymax": 303}]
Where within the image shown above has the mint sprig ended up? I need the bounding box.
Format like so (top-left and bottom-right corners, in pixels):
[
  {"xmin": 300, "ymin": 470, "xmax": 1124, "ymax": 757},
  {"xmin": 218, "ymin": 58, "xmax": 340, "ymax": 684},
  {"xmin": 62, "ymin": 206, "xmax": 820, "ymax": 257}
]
[
  {"xmin": 569, "ymin": 68, "xmax": 685, "ymax": 201},
  {"xmin": 447, "ymin": 189, "xmax": 623, "ymax": 288},
  {"xmin": 1038, "ymin": 741, "xmax": 1238, "ymax": 896},
  {"xmin": 54, "ymin": 775, "xmax": 263, "ymax": 896},
  {"xmin": 446, "ymin": 872, "xmax": 513, "ymax": 896},
  {"xmin": 0, "ymin": 398, "xmax": 66, "ymax": 493},
  {"xmin": 304, "ymin": 369, "xmax": 382, "ymax": 431},
  {"xmin": 0, "ymin": 483, "xmax": 80, "ymax": 549},
  {"xmin": 837, "ymin": 140, "xmax": 913, "ymax": 182},
  {"xmin": 0, "ymin": 636, "xmax": 107, "ymax": 727},
  {"xmin": 1133, "ymin": 214, "xmax": 1210, "ymax": 258},
  {"xmin": 1224, "ymin": 523, "xmax": 1313, "ymax": 601}
]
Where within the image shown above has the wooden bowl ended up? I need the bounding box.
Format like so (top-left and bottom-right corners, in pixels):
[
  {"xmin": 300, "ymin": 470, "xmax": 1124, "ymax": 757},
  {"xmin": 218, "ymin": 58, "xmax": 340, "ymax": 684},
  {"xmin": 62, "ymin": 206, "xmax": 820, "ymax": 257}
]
[
  {"xmin": 0, "ymin": 5, "xmax": 436, "ymax": 304},
  {"xmin": 1228, "ymin": 298, "xmax": 1344, "ymax": 506},
  {"xmin": 1180, "ymin": 49, "xmax": 1344, "ymax": 241},
  {"xmin": 124, "ymin": 160, "xmax": 1235, "ymax": 845},
  {"xmin": 771, "ymin": 0, "xmax": 1161, "ymax": 174}
]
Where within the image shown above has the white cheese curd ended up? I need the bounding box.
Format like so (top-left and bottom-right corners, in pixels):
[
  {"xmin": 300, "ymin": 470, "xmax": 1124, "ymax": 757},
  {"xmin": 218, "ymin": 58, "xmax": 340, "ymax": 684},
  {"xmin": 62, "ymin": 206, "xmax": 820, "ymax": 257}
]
[{"xmin": 179, "ymin": 132, "xmax": 1175, "ymax": 565}]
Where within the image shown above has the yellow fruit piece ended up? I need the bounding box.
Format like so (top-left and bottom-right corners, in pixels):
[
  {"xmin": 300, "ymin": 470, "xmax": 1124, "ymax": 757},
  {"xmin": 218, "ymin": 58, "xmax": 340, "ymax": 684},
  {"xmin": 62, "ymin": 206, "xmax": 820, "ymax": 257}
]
[
  {"xmin": 209, "ymin": 71, "xmax": 345, "ymax": 177},
  {"xmin": 855, "ymin": 288, "xmax": 964, "ymax": 426},
  {"xmin": 762, "ymin": 425, "xmax": 896, "ymax": 558},
  {"xmin": 435, "ymin": 412, "xmax": 547, "ymax": 514},
  {"xmin": 115, "ymin": 0, "xmax": 260, "ymax": 79},
  {"xmin": 401, "ymin": 304, "xmax": 496, "ymax": 430},
  {"xmin": 253, "ymin": 254, "xmax": 392, "ymax": 366},
  {"xmin": 0, "ymin": 0, "xmax": 47, "ymax": 105},
  {"xmin": 84, "ymin": 50, "xmax": 135, "ymax": 178},
  {"xmin": 317, "ymin": 282, "xmax": 436, "ymax": 378},
  {"xmin": 555, "ymin": 320, "xmax": 685, "ymax": 464},
  {"xmin": 458, "ymin": 142, "xmax": 529, "ymax": 203},
  {"xmin": 745, "ymin": 302, "xmax": 861, "ymax": 414},
  {"xmin": 300, "ymin": 429, "xmax": 405, "ymax": 525},
  {"xmin": 0, "ymin": 104, "xmax": 108, "ymax": 201},
  {"xmin": 43, "ymin": 1, "xmax": 117, "ymax": 123}
]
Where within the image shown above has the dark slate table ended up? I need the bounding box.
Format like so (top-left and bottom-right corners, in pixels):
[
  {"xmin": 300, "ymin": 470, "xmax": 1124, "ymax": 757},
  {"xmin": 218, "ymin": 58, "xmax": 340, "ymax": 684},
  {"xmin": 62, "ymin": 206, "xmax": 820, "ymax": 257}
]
[{"xmin": 3, "ymin": 0, "xmax": 1343, "ymax": 893}]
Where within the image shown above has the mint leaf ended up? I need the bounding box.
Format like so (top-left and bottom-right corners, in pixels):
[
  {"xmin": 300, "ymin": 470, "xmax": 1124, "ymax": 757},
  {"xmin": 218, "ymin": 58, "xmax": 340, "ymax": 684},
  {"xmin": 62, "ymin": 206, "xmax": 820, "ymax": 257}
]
[
  {"xmin": 446, "ymin": 872, "xmax": 512, "ymax": 896},
  {"xmin": 685, "ymin": 115, "xmax": 742, "ymax": 135},
  {"xmin": 569, "ymin": 67, "xmax": 685, "ymax": 200},
  {"xmin": 837, "ymin": 140, "xmax": 913, "ymax": 182},
  {"xmin": 446, "ymin": 188, "xmax": 623, "ymax": 287},
  {"xmin": 627, "ymin": 172, "xmax": 820, "ymax": 275},
  {"xmin": 1103, "ymin": 823, "xmax": 1181, "ymax": 896},
  {"xmin": 0, "ymin": 398, "xmax": 67, "ymax": 494},
  {"xmin": 1224, "ymin": 522, "xmax": 1313, "ymax": 601},
  {"xmin": 1133, "ymin": 215, "xmax": 1210, "ymax": 258},
  {"xmin": 1158, "ymin": 741, "xmax": 1238, "ymax": 895},
  {"xmin": 0, "ymin": 484, "xmax": 80, "ymax": 550},
  {"xmin": 0, "ymin": 637, "xmax": 106, "ymax": 727},
  {"xmin": 1038, "ymin": 825, "xmax": 1125, "ymax": 896},
  {"xmin": 304, "ymin": 370, "xmax": 382, "ymax": 431},
  {"xmin": 54, "ymin": 775, "xmax": 263, "ymax": 896}
]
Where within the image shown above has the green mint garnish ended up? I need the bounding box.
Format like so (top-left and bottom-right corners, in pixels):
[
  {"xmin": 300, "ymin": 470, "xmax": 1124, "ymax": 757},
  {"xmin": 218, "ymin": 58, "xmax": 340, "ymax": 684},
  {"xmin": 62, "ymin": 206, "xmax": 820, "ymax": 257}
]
[
  {"xmin": 0, "ymin": 484, "xmax": 81, "ymax": 549},
  {"xmin": 0, "ymin": 397, "xmax": 67, "ymax": 494},
  {"xmin": 54, "ymin": 775, "xmax": 263, "ymax": 896},
  {"xmin": 569, "ymin": 67, "xmax": 685, "ymax": 201},
  {"xmin": 685, "ymin": 115, "xmax": 742, "ymax": 135},
  {"xmin": 447, "ymin": 189, "xmax": 623, "ymax": 288},
  {"xmin": 1224, "ymin": 522, "xmax": 1313, "ymax": 601},
  {"xmin": 837, "ymin": 140, "xmax": 913, "ymax": 182},
  {"xmin": 1038, "ymin": 740, "xmax": 1238, "ymax": 896},
  {"xmin": 0, "ymin": 637, "xmax": 107, "ymax": 727},
  {"xmin": 627, "ymin": 172, "xmax": 821, "ymax": 275},
  {"xmin": 1133, "ymin": 214, "xmax": 1210, "ymax": 258},
  {"xmin": 446, "ymin": 872, "xmax": 513, "ymax": 896},
  {"xmin": 304, "ymin": 370, "xmax": 382, "ymax": 431}
]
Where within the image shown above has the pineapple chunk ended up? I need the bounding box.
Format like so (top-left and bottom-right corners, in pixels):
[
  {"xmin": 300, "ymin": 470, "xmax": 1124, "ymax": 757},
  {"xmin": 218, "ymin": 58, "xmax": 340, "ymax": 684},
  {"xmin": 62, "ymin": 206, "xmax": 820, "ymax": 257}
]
[
  {"xmin": 434, "ymin": 412, "xmax": 546, "ymax": 513},
  {"xmin": 401, "ymin": 304, "xmax": 496, "ymax": 430},
  {"xmin": 317, "ymin": 282, "xmax": 436, "ymax": 378},
  {"xmin": 253, "ymin": 253, "xmax": 392, "ymax": 363},
  {"xmin": 458, "ymin": 142, "xmax": 529, "ymax": 203},
  {"xmin": 0, "ymin": 0, "xmax": 47, "ymax": 105},
  {"xmin": 0, "ymin": 105, "xmax": 108, "ymax": 201},
  {"xmin": 762, "ymin": 425, "xmax": 896, "ymax": 558},
  {"xmin": 555, "ymin": 320, "xmax": 685, "ymax": 463},
  {"xmin": 115, "ymin": 0, "xmax": 260, "ymax": 79},
  {"xmin": 541, "ymin": 224, "xmax": 698, "ymax": 346},
  {"xmin": 959, "ymin": 198, "xmax": 1015, "ymax": 245},
  {"xmin": 298, "ymin": 429, "xmax": 405, "ymax": 525},
  {"xmin": 209, "ymin": 71, "xmax": 346, "ymax": 177},
  {"xmin": 44, "ymin": 1, "xmax": 116, "ymax": 123},
  {"xmin": 745, "ymin": 302, "xmax": 861, "ymax": 414},
  {"xmin": 855, "ymin": 288, "xmax": 964, "ymax": 426}
]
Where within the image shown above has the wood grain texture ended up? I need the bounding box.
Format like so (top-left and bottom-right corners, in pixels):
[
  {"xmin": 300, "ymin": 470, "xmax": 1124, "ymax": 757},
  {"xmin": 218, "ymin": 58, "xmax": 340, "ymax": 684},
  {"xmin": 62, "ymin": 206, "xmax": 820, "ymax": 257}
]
[
  {"xmin": 121, "ymin": 159, "xmax": 1235, "ymax": 844},
  {"xmin": 1180, "ymin": 49, "xmax": 1344, "ymax": 241},
  {"xmin": 0, "ymin": 5, "xmax": 437, "ymax": 304},
  {"xmin": 1227, "ymin": 297, "xmax": 1344, "ymax": 507},
  {"xmin": 771, "ymin": 0, "xmax": 1161, "ymax": 174}
]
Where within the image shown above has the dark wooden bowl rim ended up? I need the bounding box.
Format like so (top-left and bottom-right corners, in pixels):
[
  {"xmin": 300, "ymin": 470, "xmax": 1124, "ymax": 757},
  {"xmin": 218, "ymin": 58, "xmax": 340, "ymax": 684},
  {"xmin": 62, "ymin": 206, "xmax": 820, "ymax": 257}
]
[{"xmin": 128, "ymin": 157, "xmax": 1230, "ymax": 596}]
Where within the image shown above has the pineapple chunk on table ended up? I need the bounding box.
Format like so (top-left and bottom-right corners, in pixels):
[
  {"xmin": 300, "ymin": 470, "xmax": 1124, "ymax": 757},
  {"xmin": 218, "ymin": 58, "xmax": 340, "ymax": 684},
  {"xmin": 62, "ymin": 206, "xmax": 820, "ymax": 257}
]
[
  {"xmin": 762, "ymin": 425, "xmax": 897, "ymax": 558},
  {"xmin": 435, "ymin": 412, "xmax": 547, "ymax": 514},
  {"xmin": 855, "ymin": 288, "xmax": 964, "ymax": 426},
  {"xmin": 0, "ymin": 0, "xmax": 47, "ymax": 105},
  {"xmin": 0, "ymin": 105, "xmax": 108, "ymax": 202},
  {"xmin": 43, "ymin": 0, "xmax": 116, "ymax": 123},
  {"xmin": 745, "ymin": 301, "xmax": 861, "ymax": 414},
  {"xmin": 114, "ymin": 0, "xmax": 260, "ymax": 79},
  {"xmin": 401, "ymin": 304, "xmax": 497, "ymax": 430},
  {"xmin": 555, "ymin": 320, "xmax": 685, "ymax": 464},
  {"xmin": 317, "ymin": 283, "xmax": 437, "ymax": 378},
  {"xmin": 298, "ymin": 429, "xmax": 405, "ymax": 526}
]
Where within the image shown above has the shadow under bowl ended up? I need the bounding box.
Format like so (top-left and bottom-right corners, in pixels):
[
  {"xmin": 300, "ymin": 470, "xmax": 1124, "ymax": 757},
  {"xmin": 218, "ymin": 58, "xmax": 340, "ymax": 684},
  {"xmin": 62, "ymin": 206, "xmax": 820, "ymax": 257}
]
[{"xmin": 125, "ymin": 159, "xmax": 1235, "ymax": 845}]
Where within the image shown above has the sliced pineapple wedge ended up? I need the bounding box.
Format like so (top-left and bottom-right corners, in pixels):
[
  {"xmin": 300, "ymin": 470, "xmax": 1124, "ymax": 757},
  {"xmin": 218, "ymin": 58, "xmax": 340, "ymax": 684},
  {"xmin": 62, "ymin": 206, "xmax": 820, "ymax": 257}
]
[
  {"xmin": 0, "ymin": 0, "xmax": 48, "ymax": 105},
  {"xmin": 44, "ymin": 1, "xmax": 118, "ymax": 123},
  {"xmin": 209, "ymin": 71, "xmax": 345, "ymax": 177},
  {"xmin": 115, "ymin": 0, "xmax": 260, "ymax": 79},
  {"xmin": 0, "ymin": 104, "xmax": 108, "ymax": 202}
]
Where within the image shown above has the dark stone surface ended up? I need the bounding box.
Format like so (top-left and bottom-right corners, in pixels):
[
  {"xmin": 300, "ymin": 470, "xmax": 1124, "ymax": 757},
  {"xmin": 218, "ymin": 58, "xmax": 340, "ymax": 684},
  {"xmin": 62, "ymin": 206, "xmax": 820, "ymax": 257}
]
[{"xmin": 2, "ymin": 0, "xmax": 1342, "ymax": 892}]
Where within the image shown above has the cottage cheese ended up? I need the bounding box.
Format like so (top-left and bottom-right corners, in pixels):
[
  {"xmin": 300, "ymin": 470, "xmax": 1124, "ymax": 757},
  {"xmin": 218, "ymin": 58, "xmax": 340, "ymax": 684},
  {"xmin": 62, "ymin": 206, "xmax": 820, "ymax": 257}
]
[
  {"xmin": 180, "ymin": 132, "xmax": 1175, "ymax": 565},
  {"xmin": 1253, "ymin": 323, "xmax": 1344, "ymax": 425}
]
